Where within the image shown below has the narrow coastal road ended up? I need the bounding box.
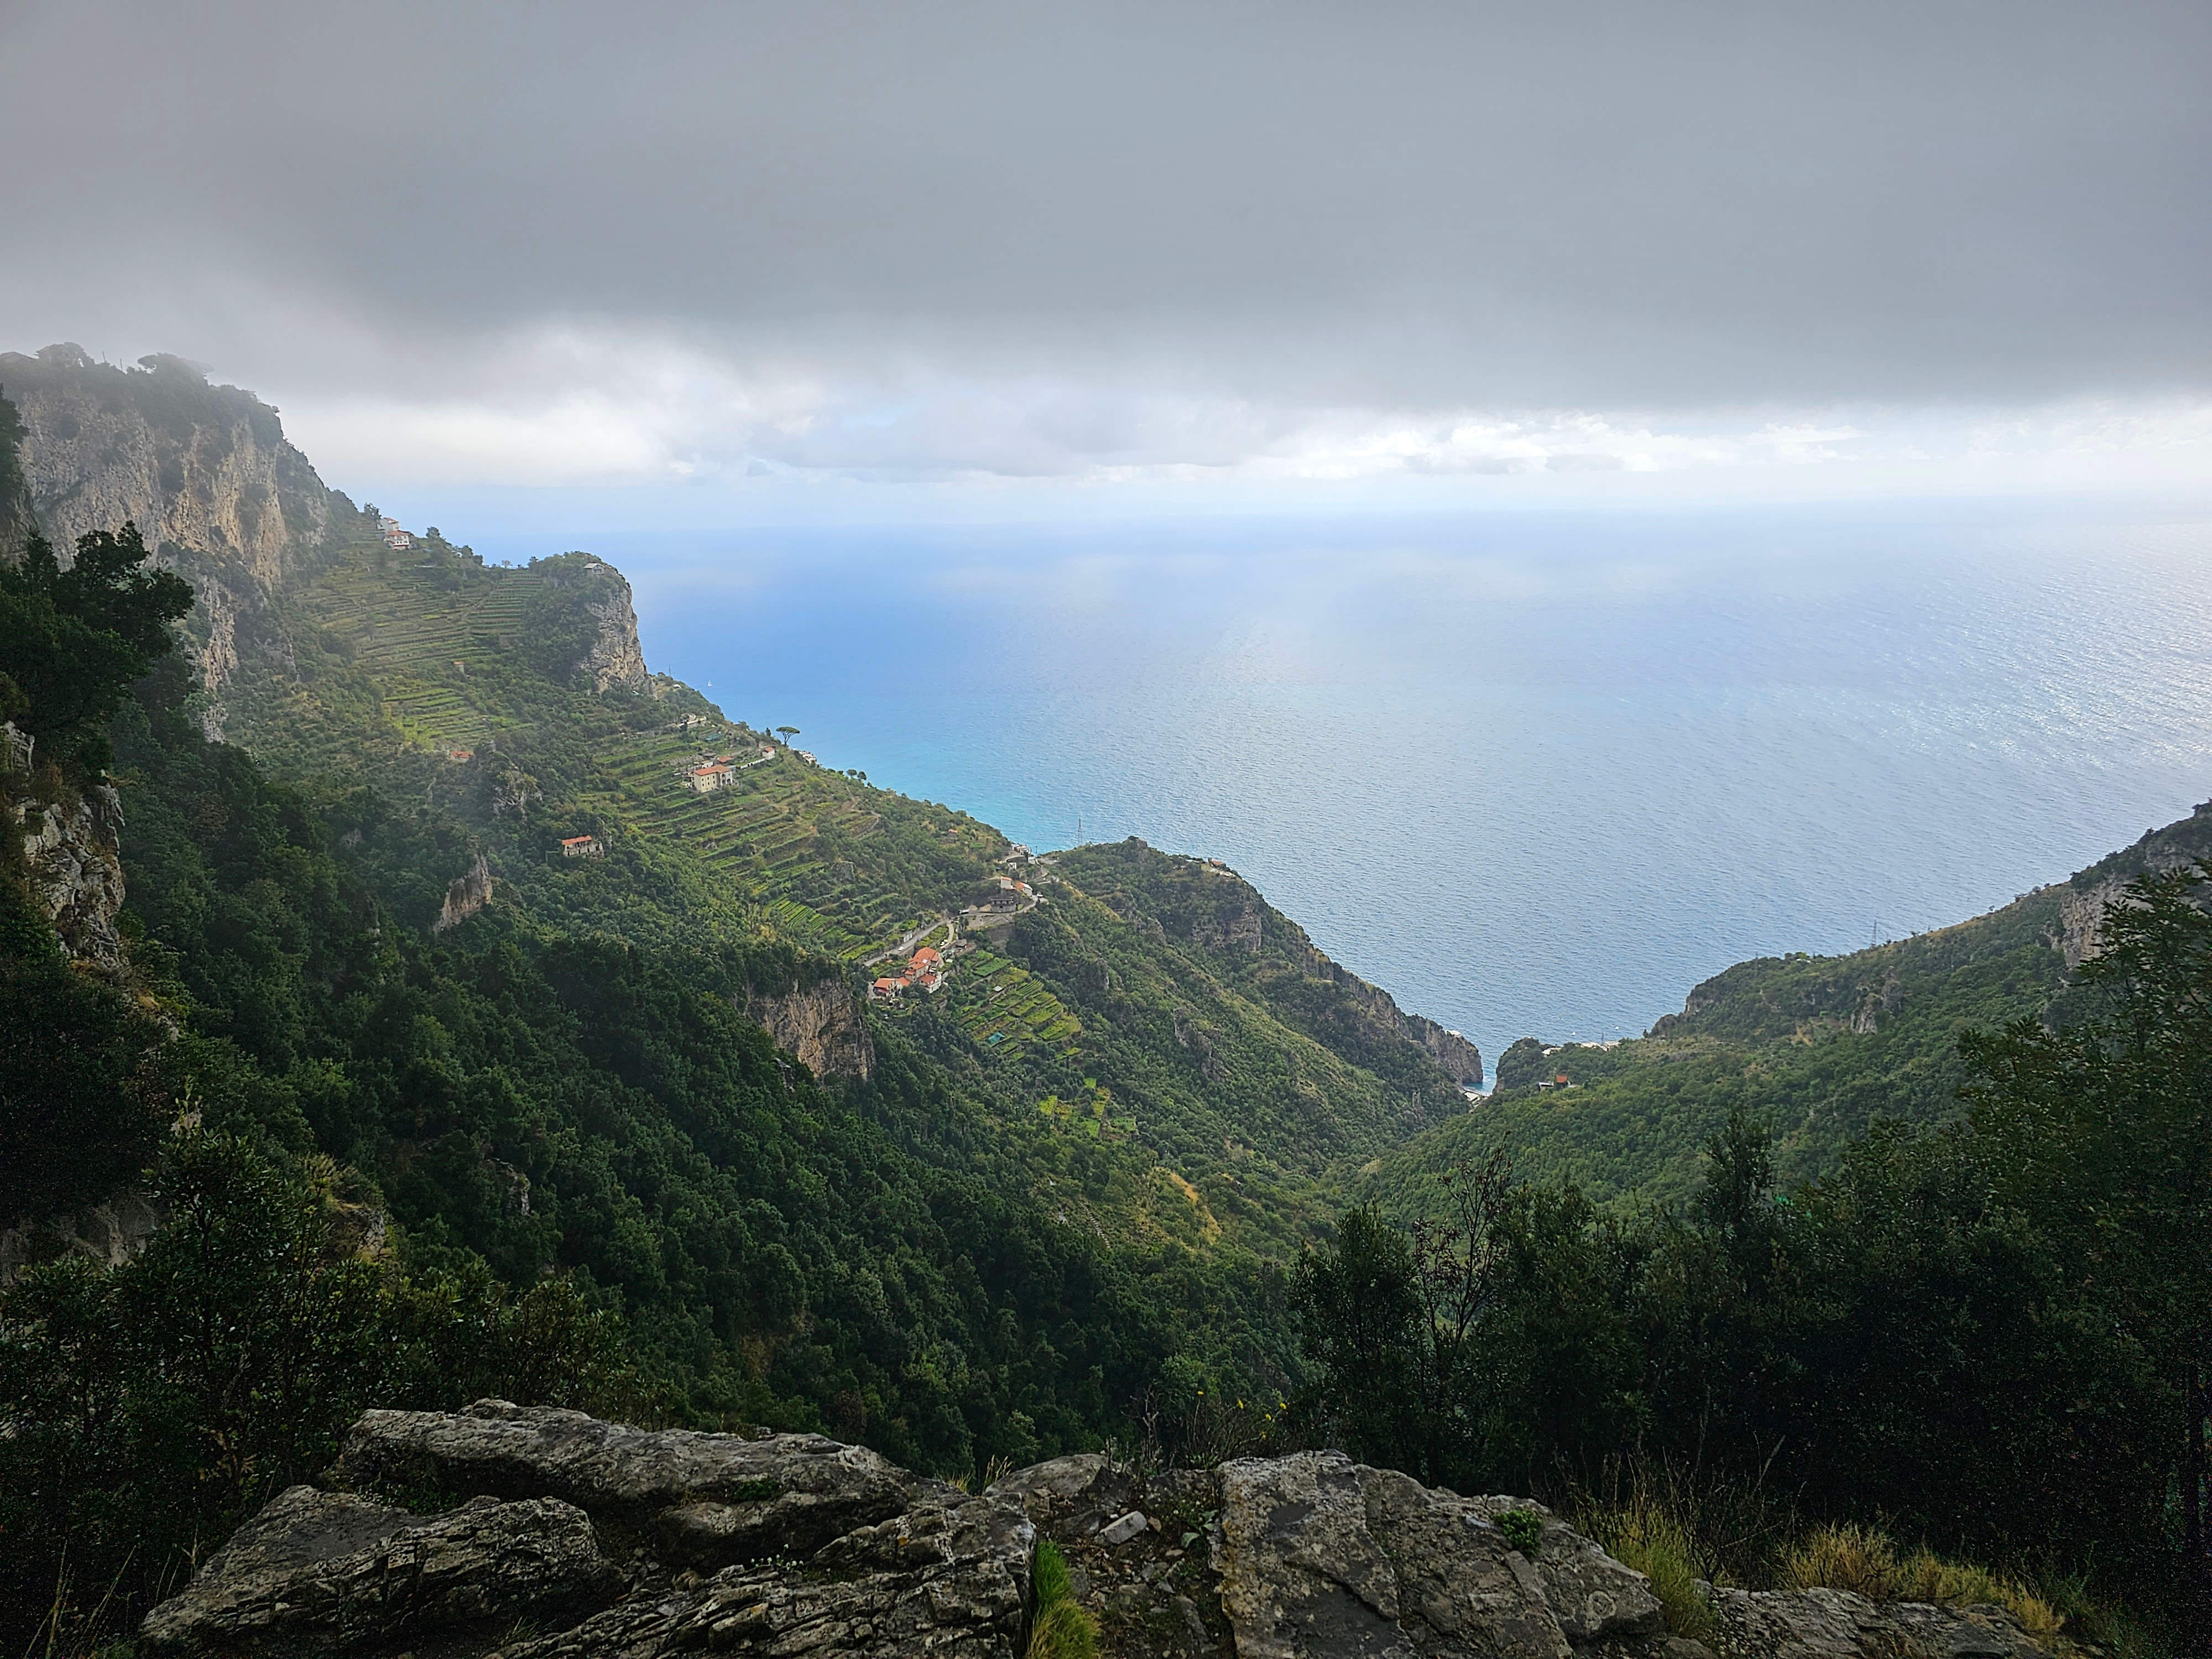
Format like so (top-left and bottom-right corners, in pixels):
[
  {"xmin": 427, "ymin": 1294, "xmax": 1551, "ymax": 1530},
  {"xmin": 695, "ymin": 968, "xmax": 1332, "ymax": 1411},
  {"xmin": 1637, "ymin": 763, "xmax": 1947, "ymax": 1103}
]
[{"xmin": 862, "ymin": 914, "xmax": 953, "ymax": 968}]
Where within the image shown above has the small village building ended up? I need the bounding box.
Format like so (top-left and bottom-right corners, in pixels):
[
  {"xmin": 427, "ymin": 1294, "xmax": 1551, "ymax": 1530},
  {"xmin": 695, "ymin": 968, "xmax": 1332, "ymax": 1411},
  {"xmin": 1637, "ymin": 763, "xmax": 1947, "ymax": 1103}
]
[
  {"xmin": 379, "ymin": 515, "xmax": 414, "ymax": 550},
  {"xmin": 447, "ymin": 748, "xmax": 475, "ymax": 763},
  {"xmin": 794, "ymin": 749, "xmax": 817, "ymax": 764},
  {"xmin": 560, "ymin": 834, "xmax": 605, "ymax": 859},
  {"xmin": 870, "ymin": 975, "xmax": 909, "ymax": 1001},
  {"xmin": 688, "ymin": 763, "xmax": 736, "ymax": 794}
]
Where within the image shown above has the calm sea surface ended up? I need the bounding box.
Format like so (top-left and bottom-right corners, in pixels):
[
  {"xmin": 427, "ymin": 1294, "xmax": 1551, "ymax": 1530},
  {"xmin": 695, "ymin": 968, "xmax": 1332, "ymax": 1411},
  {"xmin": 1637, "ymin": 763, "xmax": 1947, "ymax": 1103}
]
[{"xmin": 468, "ymin": 500, "xmax": 2212, "ymax": 1072}]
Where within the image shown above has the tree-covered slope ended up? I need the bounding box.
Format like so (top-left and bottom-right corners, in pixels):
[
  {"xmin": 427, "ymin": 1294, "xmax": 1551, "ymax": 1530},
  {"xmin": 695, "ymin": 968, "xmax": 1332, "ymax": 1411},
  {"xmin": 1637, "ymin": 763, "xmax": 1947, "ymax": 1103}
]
[
  {"xmin": 189, "ymin": 514, "xmax": 1469, "ymax": 1254},
  {"xmin": 1363, "ymin": 801, "xmax": 2212, "ymax": 1214},
  {"xmin": 3, "ymin": 352, "xmax": 1477, "ymax": 1386}
]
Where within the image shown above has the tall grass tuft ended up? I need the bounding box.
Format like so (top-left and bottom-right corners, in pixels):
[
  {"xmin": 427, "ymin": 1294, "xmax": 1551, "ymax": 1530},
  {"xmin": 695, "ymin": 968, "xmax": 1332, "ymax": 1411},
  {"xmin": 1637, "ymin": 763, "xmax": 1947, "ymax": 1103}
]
[
  {"xmin": 1781, "ymin": 1524, "xmax": 2063, "ymax": 1649},
  {"xmin": 1591, "ymin": 1497, "xmax": 1719, "ymax": 1641},
  {"xmin": 1780, "ymin": 1521, "xmax": 1899, "ymax": 1600},
  {"xmin": 1027, "ymin": 1541, "xmax": 1099, "ymax": 1659}
]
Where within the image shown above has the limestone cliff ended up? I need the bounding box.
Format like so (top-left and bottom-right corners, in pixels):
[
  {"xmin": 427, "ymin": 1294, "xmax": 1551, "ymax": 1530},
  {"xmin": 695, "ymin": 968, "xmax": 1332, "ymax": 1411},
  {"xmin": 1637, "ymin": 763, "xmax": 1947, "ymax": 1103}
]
[
  {"xmin": 1, "ymin": 345, "xmax": 366, "ymax": 740},
  {"xmin": 435, "ymin": 853, "xmax": 495, "ymax": 932},
  {"xmin": 14, "ymin": 775, "xmax": 128, "ymax": 969},
  {"xmin": 0, "ymin": 1192, "xmax": 161, "ymax": 1286},
  {"xmin": 744, "ymin": 974, "xmax": 875, "ymax": 1082},
  {"xmin": 577, "ymin": 559, "xmax": 650, "ymax": 692},
  {"xmin": 1, "ymin": 345, "xmax": 345, "ymax": 588},
  {"xmin": 0, "ymin": 384, "xmax": 33, "ymax": 557},
  {"xmin": 1302, "ymin": 953, "xmax": 1485, "ymax": 1086},
  {"xmin": 1063, "ymin": 839, "xmax": 1485, "ymax": 1093}
]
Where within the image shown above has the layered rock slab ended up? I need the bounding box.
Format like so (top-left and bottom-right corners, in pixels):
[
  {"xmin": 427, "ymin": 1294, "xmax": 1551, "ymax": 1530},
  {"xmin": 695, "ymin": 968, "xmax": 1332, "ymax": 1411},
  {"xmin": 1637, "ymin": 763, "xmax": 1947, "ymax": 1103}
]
[
  {"xmin": 1712, "ymin": 1585, "xmax": 2051, "ymax": 1659},
  {"xmin": 1211, "ymin": 1453, "xmax": 1662, "ymax": 1659},
  {"xmin": 331, "ymin": 1398, "xmax": 912, "ymax": 1566},
  {"xmin": 496, "ymin": 1491, "xmax": 1034, "ymax": 1659},
  {"xmin": 139, "ymin": 1485, "xmax": 617, "ymax": 1656}
]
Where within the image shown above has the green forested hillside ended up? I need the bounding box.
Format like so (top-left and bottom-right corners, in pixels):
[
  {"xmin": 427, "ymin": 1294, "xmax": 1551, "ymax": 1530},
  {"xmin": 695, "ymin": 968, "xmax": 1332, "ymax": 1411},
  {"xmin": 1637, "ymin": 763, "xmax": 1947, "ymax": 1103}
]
[
  {"xmin": 0, "ymin": 497, "xmax": 1310, "ymax": 1641},
  {"xmin": 1, "ymin": 359, "xmax": 1472, "ymax": 1496},
  {"xmin": 1364, "ymin": 805, "xmax": 2212, "ymax": 1215},
  {"xmin": 206, "ymin": 520, "xmax": 1466, "ymax": 1254}
]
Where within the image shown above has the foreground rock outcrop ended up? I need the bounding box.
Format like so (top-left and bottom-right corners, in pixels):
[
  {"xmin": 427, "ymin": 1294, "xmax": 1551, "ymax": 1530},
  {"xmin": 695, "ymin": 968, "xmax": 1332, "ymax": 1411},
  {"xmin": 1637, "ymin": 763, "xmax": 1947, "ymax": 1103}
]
[{"xmin": 143, "ymin": 1403, "xmax": 2054, "ymax": 1659}]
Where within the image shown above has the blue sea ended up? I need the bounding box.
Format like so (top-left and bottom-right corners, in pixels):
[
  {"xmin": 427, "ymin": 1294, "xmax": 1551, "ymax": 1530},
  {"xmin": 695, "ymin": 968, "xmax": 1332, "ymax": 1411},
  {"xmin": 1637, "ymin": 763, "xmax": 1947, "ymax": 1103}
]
[{"xmin": 458, "ymin": 499, "xmax": 2212, "ymax": 1072}]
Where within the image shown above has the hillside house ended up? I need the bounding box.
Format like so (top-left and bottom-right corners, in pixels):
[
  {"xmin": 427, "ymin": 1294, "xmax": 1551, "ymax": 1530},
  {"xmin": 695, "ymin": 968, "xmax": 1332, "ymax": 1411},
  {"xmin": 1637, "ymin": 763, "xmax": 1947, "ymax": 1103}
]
[
  {"xmin": 560, "ymin": 834, "xmax": 604, "ymax": 859},
  {"xmin": 688, "ymin": 763, "xmax": 736, "ymax": 794},
  {"xmin": 379, "ymin": 515, "xmax": 414, "ymax": 550},
  {"xmin": 794, "ymin": 749, "xmax": 817, "ymax": 764},
  {"xmin": 870, "ymin": 975, "xmax": 909, "ymax": 1001},
  {"xmin": 447, "ymin": 748, "xmax": 474, "ymax": 763}
]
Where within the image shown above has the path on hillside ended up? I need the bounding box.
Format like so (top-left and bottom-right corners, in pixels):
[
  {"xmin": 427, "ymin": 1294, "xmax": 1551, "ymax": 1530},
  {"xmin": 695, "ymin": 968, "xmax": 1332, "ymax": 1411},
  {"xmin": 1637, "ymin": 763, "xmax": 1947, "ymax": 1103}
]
[{"xmin": 863, "ymin": 914, "xmax": 953, "ymax": 968}]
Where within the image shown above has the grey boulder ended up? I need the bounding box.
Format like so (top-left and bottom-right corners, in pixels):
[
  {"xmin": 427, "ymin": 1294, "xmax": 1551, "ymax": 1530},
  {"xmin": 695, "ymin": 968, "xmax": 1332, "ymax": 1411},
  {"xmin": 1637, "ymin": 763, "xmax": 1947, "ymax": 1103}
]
[
  {"xmin": 331, "ymin": 1397, "xmax": 912, "ymax": 1566},
  {"xmin": 1212, "ymin": 1452, "xmax": 1663, "ymax": 1659},
  {"xmin": 139, "ymin": 1484, "xmax": 617, "ymax": 1656},
  {"xmin": 1712, "ymin": 1586, "xmax": 2051, "ymax": 1659},
  {"xmin": 138, "ymin": 1403, "xmax": 2063, "ymax": 1659}
]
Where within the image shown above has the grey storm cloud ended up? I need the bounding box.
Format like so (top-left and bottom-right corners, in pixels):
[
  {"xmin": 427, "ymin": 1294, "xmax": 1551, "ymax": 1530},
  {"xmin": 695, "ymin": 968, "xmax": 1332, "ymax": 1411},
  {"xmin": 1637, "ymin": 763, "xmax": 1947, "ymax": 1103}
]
[{"xmin": 2, "ymin": 0, "xmax": 2208, "ymax": 413}]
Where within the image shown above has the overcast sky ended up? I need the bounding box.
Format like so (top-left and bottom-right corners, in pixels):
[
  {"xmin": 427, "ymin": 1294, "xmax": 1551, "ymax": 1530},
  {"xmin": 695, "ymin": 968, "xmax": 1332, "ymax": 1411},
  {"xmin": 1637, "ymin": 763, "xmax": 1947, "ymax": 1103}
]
[{"xmin": 3, "ymin": 1, "xmax": 2208, "ymax": 509}]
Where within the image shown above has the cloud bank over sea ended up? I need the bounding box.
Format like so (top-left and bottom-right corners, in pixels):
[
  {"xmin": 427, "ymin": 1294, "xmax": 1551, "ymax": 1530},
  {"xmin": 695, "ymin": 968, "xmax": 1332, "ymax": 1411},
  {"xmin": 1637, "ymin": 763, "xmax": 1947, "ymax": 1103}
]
[{"xmin": 3, "ymin": 1, "xmax": 2206, "ymax": 509}]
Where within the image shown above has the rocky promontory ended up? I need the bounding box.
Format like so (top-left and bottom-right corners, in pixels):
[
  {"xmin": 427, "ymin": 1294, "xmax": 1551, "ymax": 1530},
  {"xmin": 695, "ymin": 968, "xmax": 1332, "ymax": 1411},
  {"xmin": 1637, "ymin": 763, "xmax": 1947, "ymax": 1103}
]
[{"xmin": 143, "ymin": 1402, "xmax": 2052, "ymax": 1659}]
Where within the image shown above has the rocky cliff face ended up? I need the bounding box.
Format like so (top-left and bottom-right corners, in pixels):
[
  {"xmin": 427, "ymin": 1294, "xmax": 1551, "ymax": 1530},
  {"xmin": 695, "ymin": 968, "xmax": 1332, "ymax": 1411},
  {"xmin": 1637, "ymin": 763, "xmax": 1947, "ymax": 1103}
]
[
  {"xmin": 745, "ymin": 975, "xmax": 875, "ymax": 1082},
  {"xmin": 435, "ymin": 854, "xmax": 496, "ymax": 933},
  {"xmin": 575, "ymin": 559, "xmax": 651, "ymax": 693},
  {"xmin": 1, "ymin": 345, "xmax": 361, "ymax": 739},
  {"xmin": 1074, "ymin": 842, "xmax": 1485, "ymax": 1092},
  {"xmin": 1289, "ymin": 943, "xmax": 1485, "ymax": 1087},
  {"xmin": 0, "ymin": 385, "xmax": 33, "ymax": 556},
  {"xmin": 144, "ymin": 1402, "xmax": 2052, "ymax": 1659},
  {"xmin": 0, "ymin": 1190, "xmax": 161, "ymax": 1286},
  {"xmin": 2, "ymin": 345, "xmax": 343, "ymax": 587},
  {"xmin": 15, "ymin": 778, "xmax": 128, "ymax": 969}
]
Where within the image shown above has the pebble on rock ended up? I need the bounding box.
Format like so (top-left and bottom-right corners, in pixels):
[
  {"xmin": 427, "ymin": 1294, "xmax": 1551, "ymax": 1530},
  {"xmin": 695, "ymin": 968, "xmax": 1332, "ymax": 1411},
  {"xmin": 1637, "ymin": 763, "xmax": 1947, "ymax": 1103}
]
[{"xmin": 1098, "ymin": 1509, "xmax": 1151, "ymax": 1546}]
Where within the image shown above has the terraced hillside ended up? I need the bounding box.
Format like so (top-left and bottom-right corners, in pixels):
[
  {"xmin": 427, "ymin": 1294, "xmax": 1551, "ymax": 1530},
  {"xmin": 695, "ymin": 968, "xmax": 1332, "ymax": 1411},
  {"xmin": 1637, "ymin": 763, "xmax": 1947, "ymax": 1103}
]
[
  {"xmin": 1361, "ymin": 796, "xmax": 2212, "ymax": 1215},
  {"xmin": 211, "ymin": 529, "xmax": 1475, "ymax": 1257}
]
